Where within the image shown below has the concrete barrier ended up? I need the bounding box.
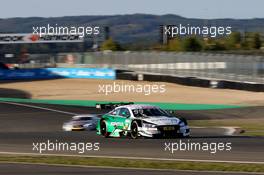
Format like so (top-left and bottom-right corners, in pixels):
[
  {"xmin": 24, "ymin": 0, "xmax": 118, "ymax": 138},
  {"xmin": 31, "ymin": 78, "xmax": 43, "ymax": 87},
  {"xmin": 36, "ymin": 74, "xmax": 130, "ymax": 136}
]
[
  {"xmin": 221, "ymin": 81, "xmax": 264, "ymax": 92},
  {"xmin": 116, "ymin": 70, "xmax": 264, "ymax": 92}
]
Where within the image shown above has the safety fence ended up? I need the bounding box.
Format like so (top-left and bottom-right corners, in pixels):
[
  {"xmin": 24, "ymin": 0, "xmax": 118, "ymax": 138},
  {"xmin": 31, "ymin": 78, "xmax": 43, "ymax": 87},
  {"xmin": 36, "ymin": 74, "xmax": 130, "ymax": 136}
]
[{"xmin": 1, "ymin": 51, "xmax": 264, "ymax": 84}]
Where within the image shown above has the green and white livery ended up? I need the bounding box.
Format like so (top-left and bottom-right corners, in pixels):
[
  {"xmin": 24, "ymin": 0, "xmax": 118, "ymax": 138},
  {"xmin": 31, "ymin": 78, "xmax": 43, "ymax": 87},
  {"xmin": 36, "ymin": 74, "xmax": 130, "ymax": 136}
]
[{"xmin": 96, "ymin": 104, "xmax": 190, "ymax": 139}]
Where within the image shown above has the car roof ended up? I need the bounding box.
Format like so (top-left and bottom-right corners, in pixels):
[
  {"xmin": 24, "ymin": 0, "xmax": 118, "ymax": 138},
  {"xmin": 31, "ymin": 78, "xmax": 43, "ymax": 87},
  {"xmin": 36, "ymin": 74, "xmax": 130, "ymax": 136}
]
[{"xmin": 116, "ymin": 104, "xmax": 159, "ymax": 110}]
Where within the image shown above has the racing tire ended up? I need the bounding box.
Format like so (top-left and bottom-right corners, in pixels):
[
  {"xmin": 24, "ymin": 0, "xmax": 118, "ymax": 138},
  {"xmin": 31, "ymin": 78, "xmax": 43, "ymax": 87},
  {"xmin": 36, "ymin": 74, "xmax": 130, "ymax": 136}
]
[
  {"xmin": 130, "ymin": 121, "xmax": 139, "ymax": 139},
  {"xmin": 100, "ymin": 120, "xmax": 110, "ymax": 138}
]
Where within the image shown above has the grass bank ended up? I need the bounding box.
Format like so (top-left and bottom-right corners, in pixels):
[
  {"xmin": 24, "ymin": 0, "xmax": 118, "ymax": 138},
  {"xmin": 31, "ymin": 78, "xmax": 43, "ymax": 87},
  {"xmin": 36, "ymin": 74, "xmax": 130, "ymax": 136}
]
[{"xmin": 0, "ymin": 155, "xmax": 263, "ymax": 173}]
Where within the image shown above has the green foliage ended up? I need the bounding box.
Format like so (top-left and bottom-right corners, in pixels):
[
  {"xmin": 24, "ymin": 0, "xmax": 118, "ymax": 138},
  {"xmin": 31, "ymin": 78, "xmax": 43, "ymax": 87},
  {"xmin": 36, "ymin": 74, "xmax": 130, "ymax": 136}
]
[
  {"xmin": 203, "ymin": 38, "xmax": 226, "ymax": 51},
  {"xmin": 159, "ymin": 31, "xmax": 262, "ymax": 52},
  {"xmin": 205, "ymin": 42, "xmax": 226, "ymax": 51},
  {"xmin": 1, "ymin": 155, "xmax": 264, "ymax": 172},
  {"xmin": 182, "ymin": 36, "xmax": 203, "ymax": 51},
  {"xmin": 166, "ymin": 38, "xmax": 183, "ymax": 51},
  {"xmin": 226, "ymin": 32, "xmax": 242, "ymax": 49},
  {"xmin": 250, "ymin": 33, "xmax": 261, "ymax": 49},
  {"xmin": 100, "ymin": 38, "xmax": 122, "ymax": 51}
]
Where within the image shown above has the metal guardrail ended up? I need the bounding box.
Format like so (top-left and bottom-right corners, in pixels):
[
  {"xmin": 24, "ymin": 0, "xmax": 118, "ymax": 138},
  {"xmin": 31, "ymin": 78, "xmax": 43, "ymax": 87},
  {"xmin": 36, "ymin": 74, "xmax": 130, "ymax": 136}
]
[{"xmin": 3, "ymin": 51, "xmax": 264, "ymax": 84}]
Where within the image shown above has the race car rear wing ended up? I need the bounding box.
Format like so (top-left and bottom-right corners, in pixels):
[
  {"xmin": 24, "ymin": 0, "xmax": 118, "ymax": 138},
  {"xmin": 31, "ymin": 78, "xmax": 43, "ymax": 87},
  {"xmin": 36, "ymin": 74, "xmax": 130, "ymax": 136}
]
[{"xmin": 95, "ymin": 102, "xmax": 134, "ymax": 110}]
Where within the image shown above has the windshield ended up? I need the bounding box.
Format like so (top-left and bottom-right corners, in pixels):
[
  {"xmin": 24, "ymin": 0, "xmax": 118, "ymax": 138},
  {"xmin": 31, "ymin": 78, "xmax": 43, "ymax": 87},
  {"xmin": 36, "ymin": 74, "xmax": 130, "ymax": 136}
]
[{"xmin": 132, "ymin": 108, "xmax": 170, "ymax": 118}]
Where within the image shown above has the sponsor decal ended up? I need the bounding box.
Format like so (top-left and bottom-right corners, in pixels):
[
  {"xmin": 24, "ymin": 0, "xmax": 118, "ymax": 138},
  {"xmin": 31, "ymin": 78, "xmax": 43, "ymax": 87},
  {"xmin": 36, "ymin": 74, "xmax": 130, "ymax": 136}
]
[
  {"xmin": 0, "ymin": 33, "xmax": 83, "ymax": 44},
  {"xmin": 147, "ymin": 118, "xmax": 178, "ymax": 124},
  {"xmin": 0, "ymin": 68, "xmax": 116, "ymax": 80},
  {"xmin": 110, "ymin": 122, "xmax": 124, "ymax": 127}
]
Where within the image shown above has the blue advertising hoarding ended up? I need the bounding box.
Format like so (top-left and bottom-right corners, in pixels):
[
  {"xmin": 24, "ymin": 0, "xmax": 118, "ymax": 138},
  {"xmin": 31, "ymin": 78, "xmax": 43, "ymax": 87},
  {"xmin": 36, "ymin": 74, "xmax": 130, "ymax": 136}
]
[{"xmin": 0, "ymin": 68, "xmax": 116, "ymax": 80}]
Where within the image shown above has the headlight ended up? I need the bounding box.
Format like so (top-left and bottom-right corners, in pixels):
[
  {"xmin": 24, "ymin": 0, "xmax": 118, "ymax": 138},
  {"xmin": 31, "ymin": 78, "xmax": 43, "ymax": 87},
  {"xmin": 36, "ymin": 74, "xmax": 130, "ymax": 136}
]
[
  {"xmin": 83, "ymin": 123, "xmax": 92, "ymax": 127},
  {"xmin": 179, "ymin": 121, "xmax": 185, "ymax": 127},
  {"xmin": 143, "ymin": 122, "xmax": 157, "ymax": 128}
]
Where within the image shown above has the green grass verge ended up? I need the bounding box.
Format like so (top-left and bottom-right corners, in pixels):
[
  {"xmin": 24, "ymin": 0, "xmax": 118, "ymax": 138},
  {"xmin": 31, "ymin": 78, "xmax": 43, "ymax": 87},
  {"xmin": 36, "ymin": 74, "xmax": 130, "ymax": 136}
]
[
  {"xmin": 0, "ymin": 97, "xmax": 243, "ymax": 110},
  {"xmin": 0, "ymin": 155, "xmax": 264, "ymax": 173},
  {"xmin": 190, "ymin": 119, "xmax": 264, "ymax": 136}
]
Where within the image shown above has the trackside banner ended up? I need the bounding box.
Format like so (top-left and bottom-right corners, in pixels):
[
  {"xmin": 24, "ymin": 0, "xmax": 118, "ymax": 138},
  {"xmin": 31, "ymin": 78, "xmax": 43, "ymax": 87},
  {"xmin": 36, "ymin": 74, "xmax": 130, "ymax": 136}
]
[
  {"xmin": 0, "ymin": 33, "xmax": 83, "ymax": 44},
  {"xmin": 0, "ymin": 68, "xmax": 116, "ymax": 80}
]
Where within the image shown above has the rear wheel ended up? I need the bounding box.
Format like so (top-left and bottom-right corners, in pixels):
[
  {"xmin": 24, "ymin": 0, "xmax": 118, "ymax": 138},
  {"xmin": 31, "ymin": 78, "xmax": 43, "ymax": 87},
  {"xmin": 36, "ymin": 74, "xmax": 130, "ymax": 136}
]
[
  {"xmin": 100, "ymin": 120, "xmax": 110, "ymax": 138},
  {"xmin": 130, "ymin": 121, "xmax": 139, "ymax": 139}
]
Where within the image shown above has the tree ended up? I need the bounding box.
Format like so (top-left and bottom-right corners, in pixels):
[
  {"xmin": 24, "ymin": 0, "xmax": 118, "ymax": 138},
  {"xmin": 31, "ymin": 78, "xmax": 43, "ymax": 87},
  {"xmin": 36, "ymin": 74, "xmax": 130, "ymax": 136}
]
[
  {"xmin": 226, "ymin": 32, "xmax": 242, "ymax": 49},
  {"xmin": 204, "ymin": 41, "xmax": 226, "ymax": 51},
  {"xmin": 250, "ymin": 33, "xmax": 261, "ymax": 49},
  {"xmin": 100, "ymin": 38, "xmax": 122, "ymax": 51},
  {"xmin": 166, "ymin": 38, "xmax": 182, "ymax": 51},
  {"xmin": 182, "ymin": 36, "xmax": 202, "ymax": 51}
]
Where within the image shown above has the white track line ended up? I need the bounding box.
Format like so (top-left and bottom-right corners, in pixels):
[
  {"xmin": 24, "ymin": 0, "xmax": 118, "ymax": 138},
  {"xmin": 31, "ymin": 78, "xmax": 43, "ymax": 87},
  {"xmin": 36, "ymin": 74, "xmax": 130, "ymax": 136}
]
[
  {"xmin": 2, "ymin": 161, "xmax": 264, "ymax": 175},
  {"xmin": 0, "ymin": 101, "xmax": 77, "ymax": 115},
  {"xmin": 0, "ymin": 151, "xmax": 263, "ymax": 165}
]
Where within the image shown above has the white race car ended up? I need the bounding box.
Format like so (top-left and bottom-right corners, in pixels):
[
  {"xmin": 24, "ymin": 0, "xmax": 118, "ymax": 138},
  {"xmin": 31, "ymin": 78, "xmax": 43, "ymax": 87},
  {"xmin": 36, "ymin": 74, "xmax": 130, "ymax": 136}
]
[
  {"xmin": 63, "ymin": 114, "xmax": 99, "ymax": 131},
  {"xmin": 97, "ymin": 104, "xmax": 190, "ymax": 138}
]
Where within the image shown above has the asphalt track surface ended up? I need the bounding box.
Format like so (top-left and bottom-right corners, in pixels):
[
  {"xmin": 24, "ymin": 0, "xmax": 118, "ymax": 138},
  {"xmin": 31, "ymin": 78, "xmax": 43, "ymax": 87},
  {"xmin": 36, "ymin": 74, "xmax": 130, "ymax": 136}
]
[
  {"xmin": 1, "ymin": 163, "xmax": 263, "ymax": 175},
  {"xmin": 0, "ymin": 101, "xmax": 263, "ymax": 163},
  {"xmin": 0, "ymin": 102, "xmax": 264, "ymax": 174}
]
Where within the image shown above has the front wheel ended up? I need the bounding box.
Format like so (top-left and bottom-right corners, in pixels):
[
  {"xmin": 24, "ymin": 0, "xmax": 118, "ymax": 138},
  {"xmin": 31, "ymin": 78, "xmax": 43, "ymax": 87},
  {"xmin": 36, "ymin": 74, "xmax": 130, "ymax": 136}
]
[{"xmin": 130, "ymin": 121, "xmax": 139, "ymax": 139}]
